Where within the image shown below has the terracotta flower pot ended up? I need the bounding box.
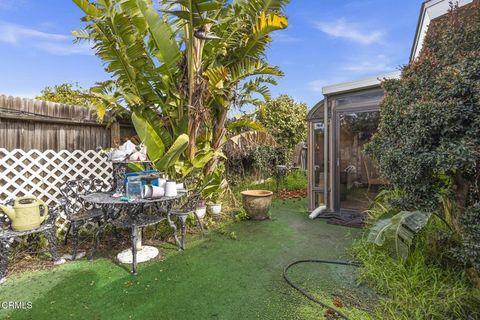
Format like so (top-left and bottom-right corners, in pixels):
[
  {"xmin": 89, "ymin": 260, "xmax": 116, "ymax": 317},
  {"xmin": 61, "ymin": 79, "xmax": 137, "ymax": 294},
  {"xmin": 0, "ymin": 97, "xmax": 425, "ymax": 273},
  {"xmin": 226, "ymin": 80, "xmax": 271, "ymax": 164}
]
[{"xmin": 241, "ymin": 190, "xmax": 274, "ymax": 220}]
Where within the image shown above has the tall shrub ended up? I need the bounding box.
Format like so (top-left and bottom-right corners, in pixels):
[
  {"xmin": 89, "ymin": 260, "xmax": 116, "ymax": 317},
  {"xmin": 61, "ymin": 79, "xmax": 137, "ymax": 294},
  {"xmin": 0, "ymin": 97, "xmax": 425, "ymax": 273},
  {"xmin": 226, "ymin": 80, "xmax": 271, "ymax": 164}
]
[
  {"xmin": 257, "ymin": 94, "xmax": 307, "ymax": 163},
  {"xmin": 366, "ymin": 1, "xmax": 480, "ymax": 272}
]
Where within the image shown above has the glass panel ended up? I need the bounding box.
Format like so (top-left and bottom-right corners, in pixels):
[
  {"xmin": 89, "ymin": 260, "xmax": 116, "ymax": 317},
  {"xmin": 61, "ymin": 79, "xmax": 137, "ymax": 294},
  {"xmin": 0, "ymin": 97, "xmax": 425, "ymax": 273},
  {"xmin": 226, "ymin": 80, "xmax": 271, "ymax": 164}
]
[
  {"xmin": 338, "ymin": 111, "xmax": 383, "ymax": 211},
  {"xmin": 336, "ymin": 89, "xmax": 384, "ymax": 109},
  {"xmin": 313, "ymin": 122, "xmax": 326, "ymax": 191},
  {"xmin": 314, "ymin": 192, "xmax": 325, "ymax": 208}
]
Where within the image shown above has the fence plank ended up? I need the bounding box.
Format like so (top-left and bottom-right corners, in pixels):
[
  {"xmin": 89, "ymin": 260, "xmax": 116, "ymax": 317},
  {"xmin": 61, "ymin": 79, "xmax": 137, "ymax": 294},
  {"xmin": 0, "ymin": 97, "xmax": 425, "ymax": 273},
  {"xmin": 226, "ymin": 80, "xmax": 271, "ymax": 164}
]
[{"xmin": 0, "ymin": 95, "xmax": 134, "ymax": 151}]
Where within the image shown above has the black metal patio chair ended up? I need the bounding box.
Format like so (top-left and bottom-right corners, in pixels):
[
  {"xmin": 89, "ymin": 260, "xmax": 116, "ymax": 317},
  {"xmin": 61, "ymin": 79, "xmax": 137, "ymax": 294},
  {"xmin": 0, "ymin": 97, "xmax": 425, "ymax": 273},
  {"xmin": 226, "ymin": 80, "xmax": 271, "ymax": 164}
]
[
  {"xmin": 59, "ymin": 178, "xmax": 112, "ymax": 260},
  {"xmin": 169, "ymin": 177, "xmax": 206, "ymax": 250},
  {"xmin": 0, "ymin": 199, "xmax": 63, "ymax": 284}
]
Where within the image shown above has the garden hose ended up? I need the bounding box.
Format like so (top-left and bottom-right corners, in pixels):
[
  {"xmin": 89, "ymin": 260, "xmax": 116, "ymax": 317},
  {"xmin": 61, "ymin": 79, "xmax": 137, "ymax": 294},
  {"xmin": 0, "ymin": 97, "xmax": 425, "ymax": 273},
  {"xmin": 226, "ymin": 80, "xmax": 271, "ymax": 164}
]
[{"xmin": 283, "ymin": 259, "xmax": 362, "ymax": 320}]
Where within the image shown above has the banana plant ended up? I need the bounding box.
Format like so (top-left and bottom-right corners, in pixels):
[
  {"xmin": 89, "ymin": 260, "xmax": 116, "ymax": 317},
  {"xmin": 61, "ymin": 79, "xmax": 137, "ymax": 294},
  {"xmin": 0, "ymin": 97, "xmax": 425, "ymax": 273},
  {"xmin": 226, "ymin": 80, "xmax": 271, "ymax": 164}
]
[
  {"xmin": 368, "ymin": 211, "xmax": 433, "ymax": 260},
  {"xmin": 72, "ymin": 0, "xmax": 290, "ymax": 178}
]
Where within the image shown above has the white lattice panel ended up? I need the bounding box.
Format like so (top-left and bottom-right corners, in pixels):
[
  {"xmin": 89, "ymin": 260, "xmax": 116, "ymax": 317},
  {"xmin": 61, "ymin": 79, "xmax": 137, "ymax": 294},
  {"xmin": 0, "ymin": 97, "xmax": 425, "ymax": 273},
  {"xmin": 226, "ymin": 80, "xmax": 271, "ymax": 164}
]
[{"xmin": 0, "ymin": 148, "xmax": 112, "ymax": 233}]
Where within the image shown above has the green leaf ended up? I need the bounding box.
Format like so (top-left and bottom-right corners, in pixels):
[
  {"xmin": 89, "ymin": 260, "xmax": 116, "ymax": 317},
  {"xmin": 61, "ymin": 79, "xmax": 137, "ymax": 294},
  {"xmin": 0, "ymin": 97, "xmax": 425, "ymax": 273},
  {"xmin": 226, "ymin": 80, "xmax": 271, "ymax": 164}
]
[
  {"xmin": 191, "ymin": 150, "xmax": 215, "ymax": 168},
  {"xmin": 136, "ymin": 0, "xmax": 181, "ymax": 68},
  {"xmin": 226, "ymin": 119, "xmax": 265, "ymax": 132},
  {"xmin": 73, "ymin": 0, "xmax": 100, "ymax": 17},
  {"xmin": 155, "ymin": 134, "xmax": 189, "ymax": 170},
  {"xmin": 367, "ymin": 218, "xmax": 392, "ymax": 246},
  {"xmin": 368, "ymin": 211, "xmax": 433, "ymax": 260},
  {"xmin": 132, "ymin": 110, "xmax": 166, "ymax": 163}
]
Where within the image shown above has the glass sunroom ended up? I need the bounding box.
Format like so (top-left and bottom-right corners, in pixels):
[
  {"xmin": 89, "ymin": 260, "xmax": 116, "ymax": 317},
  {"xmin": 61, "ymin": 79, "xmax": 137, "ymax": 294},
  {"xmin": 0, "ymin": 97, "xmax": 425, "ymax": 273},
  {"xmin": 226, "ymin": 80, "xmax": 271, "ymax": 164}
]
[{"xmin": 307, "ymin": 72, "xmax": 400, "ymax": 214}]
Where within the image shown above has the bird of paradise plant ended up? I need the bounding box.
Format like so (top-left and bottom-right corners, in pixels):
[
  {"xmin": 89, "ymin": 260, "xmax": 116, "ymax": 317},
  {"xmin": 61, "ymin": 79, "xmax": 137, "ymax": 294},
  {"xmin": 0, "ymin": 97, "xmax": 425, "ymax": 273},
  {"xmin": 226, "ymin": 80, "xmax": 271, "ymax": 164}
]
[{"xmin": 72, "ymin": 0, "xmax": 289, "ymax": 183}]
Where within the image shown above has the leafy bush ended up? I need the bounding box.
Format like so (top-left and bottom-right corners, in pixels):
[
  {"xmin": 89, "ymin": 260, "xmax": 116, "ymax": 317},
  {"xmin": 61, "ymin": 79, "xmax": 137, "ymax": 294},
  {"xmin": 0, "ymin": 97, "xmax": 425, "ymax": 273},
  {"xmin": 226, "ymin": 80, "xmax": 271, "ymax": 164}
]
[
  {"xmin": 366, "ymin": 2, "xmax": 480, "ymax": 274},
  {"xmin": 252, "ymin": 145, "xmax": 284, "ymax": 179},
  {"xmin": 452, "ymin": 203, "xmax": 480, "ymax": 272},
  {"xmin": 366, "ymin": 2, "xmax": 480, "ymax": 213},
  {"xmin": 364, "ymin": 188, "xmax": 403, "ymax": 223},
  {"xmin": 36, "ymin": 83, "xmax": 94, "ymax": 106},
  {"xmin": 257, "ymin": 95, "xmax": 307, "ymax": 161}
]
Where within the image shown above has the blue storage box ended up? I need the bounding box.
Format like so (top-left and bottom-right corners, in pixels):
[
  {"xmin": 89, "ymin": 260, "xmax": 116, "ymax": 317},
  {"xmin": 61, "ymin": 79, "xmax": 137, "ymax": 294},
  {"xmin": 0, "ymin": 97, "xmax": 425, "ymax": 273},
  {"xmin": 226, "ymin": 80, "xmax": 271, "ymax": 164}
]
[{"xmin": 125, "ymin": 170, "xmax": 162, "ymax": 188}]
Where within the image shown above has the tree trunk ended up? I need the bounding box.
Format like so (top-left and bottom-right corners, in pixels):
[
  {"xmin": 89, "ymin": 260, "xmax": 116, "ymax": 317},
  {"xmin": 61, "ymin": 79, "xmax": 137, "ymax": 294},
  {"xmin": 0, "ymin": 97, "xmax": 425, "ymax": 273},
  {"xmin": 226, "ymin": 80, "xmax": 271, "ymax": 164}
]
[{"xmin": 204, "ymin": 107, "xmax": 228, "ymax": 174}]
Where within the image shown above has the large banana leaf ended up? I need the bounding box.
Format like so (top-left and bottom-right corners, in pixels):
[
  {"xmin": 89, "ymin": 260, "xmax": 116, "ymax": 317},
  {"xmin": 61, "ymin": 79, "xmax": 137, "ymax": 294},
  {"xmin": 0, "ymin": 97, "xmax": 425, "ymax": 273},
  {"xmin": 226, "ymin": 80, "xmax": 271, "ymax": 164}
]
[
  {"xmin": 73, "ymin": 0, "xmax": 100, "ymax": 18},
  {"xmin": 368, "ymin": 211, "xmax": 432, "ymax": 260},
  {"xmin": 155, "ymin": 134, "xmax": 189, "ymax": 170},
  {"xmin": 237, "ymin": 12, "xmax": 288, "ymax": 60},
  {"xmin": 253, "ymin": 12, "xmax": 288, "ymax": 39},
  {"xmin": 232, "ymin": 0, "xmax": 289, "ymax": 12},
  {"xmin": 166, "ymin": 0, "xmax": 223, "ymax": 27},
  {"xmin": 136, "ymin": 0, "xmax": 181, "ymax": 68},
  {"xmin": 132, "ymin": 110, "xmax": 166, "ymax": 163},
  {"xmin": 229, "ymin": 58, "xmax": 283, "ymax": 84}
]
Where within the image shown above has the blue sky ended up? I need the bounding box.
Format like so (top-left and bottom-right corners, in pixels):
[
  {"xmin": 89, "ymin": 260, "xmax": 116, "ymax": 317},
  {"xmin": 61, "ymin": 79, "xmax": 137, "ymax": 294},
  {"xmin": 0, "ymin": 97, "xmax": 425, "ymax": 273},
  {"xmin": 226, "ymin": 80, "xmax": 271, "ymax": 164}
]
[{"xmin": 0, "ymin": 0, "xmax": 421, "ymax": 107}]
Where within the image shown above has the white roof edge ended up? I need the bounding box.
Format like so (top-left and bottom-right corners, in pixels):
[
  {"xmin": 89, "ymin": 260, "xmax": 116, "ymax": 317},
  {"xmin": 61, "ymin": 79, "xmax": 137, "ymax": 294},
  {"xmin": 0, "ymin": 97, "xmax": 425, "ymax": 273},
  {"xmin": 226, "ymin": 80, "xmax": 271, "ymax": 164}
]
[{"xmin": 322, "ymin": 71, "xmax": 401, "ymax": 96}]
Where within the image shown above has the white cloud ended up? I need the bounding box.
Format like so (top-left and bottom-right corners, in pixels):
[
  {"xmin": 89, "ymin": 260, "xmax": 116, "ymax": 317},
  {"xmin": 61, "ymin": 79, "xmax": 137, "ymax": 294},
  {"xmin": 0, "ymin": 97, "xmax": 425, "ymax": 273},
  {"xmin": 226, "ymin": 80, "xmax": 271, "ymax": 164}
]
[
  {"xmin": 0, "ymin": 21, "xmax": 91, "ymax": 56},
  {"xmin": 34, "ymin": 41, "xmax": 93, "ymax": 56},
  {"xmin": 0, "ymin": 0, "xmax": 27, "ymax": 11},
  {"xmin": 272, "ymin": 32, "xmax": 301, "ymax": 43},
  {"xmin": 315, "ymin": 19, "xmax": 384, "ymax": 45},
  {"xmin": 342, "ymin": 54, "xmax": 393, "ymax": 73},
  {"xmin": 308, "ymin": 80, "xmax": 328, "ymax": 94},
  {"xmin": 307, "ymin": 77, "xmax": 347, "ymax": 94}
]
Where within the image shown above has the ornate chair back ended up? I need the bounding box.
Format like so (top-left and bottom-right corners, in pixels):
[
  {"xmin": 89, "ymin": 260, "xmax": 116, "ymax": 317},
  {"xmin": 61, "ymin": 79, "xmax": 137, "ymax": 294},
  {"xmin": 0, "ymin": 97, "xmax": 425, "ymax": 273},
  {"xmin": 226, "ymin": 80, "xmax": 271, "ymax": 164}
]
[
  {"xmin": 59, "ymin": 179, "xmax": 111, "ymax": 220},
  {"xmin": 180, "ymin": 176, "xmax": 206, "ymax": 213}
]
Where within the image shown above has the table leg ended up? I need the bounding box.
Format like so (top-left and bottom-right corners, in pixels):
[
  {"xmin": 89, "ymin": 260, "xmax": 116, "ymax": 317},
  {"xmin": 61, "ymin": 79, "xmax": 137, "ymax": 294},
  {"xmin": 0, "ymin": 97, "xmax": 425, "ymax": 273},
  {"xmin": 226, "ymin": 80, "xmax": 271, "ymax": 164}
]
[
  {"xmin": 193, "ymin": 212, "xmax": 205, "ymax": 237},
  {"xmin": 177, "ymin": 215, "xmax": 188, "ymax": 250},
  {"xmin": 131, "ymin": 224, "xmax": 138, "ymax": 276},
  {"xmin": 167, "ymin": 211, "xmax": 182, "ymax": 250},
  {"xmin": 117, "ymin": 204, "xmax": 158, "ymax": 272},
  {"xmin": 45, "ymin": 228, "xmax": 66, "ymax": 265},
  {"xmin": 90, "ymin": 222, "xmax": 107, "ymax": 260}
]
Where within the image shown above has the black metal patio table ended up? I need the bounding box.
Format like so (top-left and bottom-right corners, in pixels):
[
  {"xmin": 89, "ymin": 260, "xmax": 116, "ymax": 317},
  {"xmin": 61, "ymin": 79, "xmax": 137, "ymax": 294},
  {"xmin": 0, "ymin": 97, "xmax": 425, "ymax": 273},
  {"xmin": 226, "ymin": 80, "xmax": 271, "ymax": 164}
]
[{"xmin": 81, "ymin": 191, "xmax": 186, "ymax": 275}]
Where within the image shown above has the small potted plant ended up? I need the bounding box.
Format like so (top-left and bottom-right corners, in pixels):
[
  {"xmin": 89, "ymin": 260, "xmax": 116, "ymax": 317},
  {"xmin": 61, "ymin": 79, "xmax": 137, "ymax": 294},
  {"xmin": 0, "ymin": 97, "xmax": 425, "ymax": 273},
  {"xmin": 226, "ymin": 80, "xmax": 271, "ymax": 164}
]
[
  {"xmin": 206, "ymin": 192, "xmax": 223, "ymax": 217},
  {"xmin": 195, "ymin": 199, "xmax": 207, "ymax": 220}
]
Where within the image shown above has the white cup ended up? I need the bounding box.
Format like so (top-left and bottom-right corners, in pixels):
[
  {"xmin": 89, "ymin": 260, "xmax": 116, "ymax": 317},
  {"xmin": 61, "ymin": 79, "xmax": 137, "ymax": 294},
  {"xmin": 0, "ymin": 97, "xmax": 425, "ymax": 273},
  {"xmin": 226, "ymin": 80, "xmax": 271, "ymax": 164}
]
[
  {"xmin": 142, "ymin": 185, "xmax": 165, "ymax": 199},
  {"xmin": 176, "ymin": 182, "xmax": 184, "ymax": 190},
  {"xmin": 142, "ymin": 185, "xmax": 152, "ymax": 198},
  {"xmin": 157, "ymin": 178, "xmax": 167, "ymax": 189},
  {"xmin": 165, "ymin": 181, "xmax": 178, "ymax": 197}
]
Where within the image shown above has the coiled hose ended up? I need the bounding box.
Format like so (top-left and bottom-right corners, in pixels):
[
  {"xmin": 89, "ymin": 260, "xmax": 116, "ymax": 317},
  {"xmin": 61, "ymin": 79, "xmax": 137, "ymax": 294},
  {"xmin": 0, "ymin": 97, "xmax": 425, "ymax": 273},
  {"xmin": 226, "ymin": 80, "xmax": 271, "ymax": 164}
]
[{"xmin": 283, "ymin": 259, "xmax": 362, "ymax": 320}]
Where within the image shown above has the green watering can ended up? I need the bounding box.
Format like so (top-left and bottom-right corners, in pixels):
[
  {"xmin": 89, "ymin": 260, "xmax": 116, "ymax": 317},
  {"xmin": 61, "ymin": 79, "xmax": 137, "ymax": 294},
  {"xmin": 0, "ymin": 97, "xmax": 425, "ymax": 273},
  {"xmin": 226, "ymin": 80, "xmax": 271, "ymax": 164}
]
[{"xmin": 0, "ymin": 197, "xmax": 49, "ymax": 231}]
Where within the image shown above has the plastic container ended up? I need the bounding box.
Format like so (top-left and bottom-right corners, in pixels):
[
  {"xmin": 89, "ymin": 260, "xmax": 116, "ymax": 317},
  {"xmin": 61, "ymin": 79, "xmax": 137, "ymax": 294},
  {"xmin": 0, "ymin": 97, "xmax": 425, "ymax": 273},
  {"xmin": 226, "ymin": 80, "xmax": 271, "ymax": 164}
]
[{"xmin": 126, "ymin": 176, "xmax": 143, "ymax": 201}]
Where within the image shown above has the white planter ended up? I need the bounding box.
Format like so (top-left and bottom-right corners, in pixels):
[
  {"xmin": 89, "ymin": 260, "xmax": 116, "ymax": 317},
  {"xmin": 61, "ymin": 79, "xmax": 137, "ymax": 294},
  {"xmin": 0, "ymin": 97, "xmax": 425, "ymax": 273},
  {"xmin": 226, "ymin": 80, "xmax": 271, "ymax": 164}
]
[
  {"xmin": 195, "ymin": 206, "xmax": 207, "ymax": 219},
  {"xmin": 207, "ymin": 203, "xmax": 222, "ymax": 216}
]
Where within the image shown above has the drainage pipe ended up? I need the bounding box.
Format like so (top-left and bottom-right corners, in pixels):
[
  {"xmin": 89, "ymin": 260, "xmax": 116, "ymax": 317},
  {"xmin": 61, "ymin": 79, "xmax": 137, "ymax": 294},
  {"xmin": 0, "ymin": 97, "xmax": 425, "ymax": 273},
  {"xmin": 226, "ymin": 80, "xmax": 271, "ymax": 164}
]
[{"xmin": 309, "ymin": 205, "xmax": 327, "ymax": 219}]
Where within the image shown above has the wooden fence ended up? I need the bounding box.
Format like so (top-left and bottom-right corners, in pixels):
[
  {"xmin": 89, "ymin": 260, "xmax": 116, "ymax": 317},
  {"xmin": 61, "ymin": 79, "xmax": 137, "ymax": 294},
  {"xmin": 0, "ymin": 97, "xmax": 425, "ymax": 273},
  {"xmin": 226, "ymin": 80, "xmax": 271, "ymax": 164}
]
[{"xmin": 0, "ymin": 95, "xmax": 136, "ymax": 151}]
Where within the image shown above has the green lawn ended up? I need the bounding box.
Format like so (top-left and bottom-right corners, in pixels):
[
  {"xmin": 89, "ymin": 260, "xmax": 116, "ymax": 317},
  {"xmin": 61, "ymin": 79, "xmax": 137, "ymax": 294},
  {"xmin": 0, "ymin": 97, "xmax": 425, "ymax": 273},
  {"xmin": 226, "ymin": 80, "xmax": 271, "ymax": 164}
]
[{"xmin": 0, "ymin": 199, "xmax": 374, "ymax": 320}]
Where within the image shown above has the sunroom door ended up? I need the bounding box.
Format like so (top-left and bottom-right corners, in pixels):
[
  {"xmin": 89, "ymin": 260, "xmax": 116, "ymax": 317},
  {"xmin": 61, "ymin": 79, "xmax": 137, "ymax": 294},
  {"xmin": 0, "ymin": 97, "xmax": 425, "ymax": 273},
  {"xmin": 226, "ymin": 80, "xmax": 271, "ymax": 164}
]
[{"xmin": 334, "ymin": 109, "xmax": 383, "ymax": 212}]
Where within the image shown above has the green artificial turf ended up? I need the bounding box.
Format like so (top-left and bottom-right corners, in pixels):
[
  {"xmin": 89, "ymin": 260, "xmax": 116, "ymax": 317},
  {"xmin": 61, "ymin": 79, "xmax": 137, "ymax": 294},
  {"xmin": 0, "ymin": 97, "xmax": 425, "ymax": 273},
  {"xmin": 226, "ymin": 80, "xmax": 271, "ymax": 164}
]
[{"xmin": 0, "ymin": 199, "xmax": 375, "ymax": 319}]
